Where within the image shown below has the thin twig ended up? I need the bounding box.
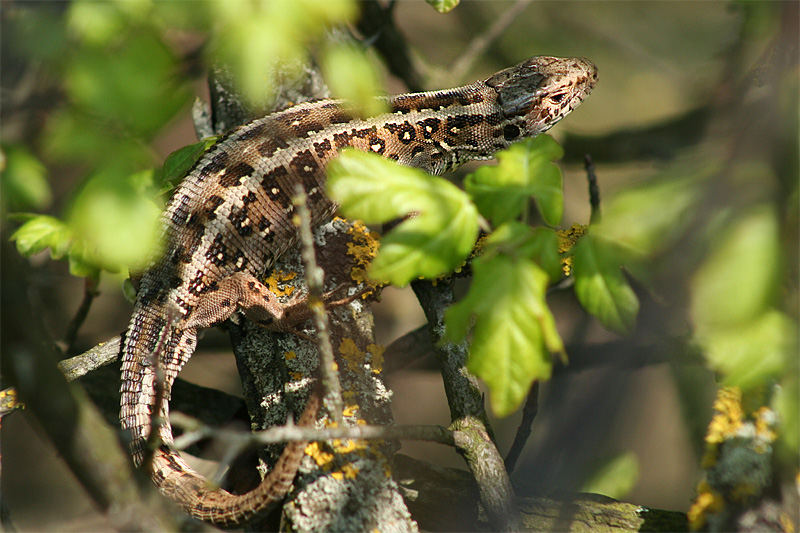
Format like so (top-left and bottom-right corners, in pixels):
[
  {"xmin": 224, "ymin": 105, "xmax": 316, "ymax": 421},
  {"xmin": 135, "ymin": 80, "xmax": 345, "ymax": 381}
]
[
  {"xmin": 291, "ymin": 184, "xmax": 343, "ymax": 425},
  {"xmin": 504, "ymin": 381, "xmax": 539, "ymax": 473},
  {"xmin": 171, "ymin": 411, "xmax": 454, "ymax": 452},
  {"xmin": 62, "ymin": 277, "xmax": 99, "ymax": 355},
  {"xmin": 584, "ymin": 153, "xmax": 601, "ymax": 224},
  {"xmin": 449, "ymin": 0, "xmax": 534, "ymax": 83}
]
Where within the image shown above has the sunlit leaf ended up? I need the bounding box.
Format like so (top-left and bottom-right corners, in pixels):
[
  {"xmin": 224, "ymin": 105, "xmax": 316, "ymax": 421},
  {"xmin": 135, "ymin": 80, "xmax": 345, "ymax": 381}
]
[
  {"xmin": 573, "ymin": 232, "xmax": 639, "ymax": 334},
  {"xmin": 426, "ymin": 0, "xmax": 460, "ymax": 13},
  {"xmin": 446, "ymin": 223, "xmax": 564, "ymax": 416},
  {"xmin": 328, "ymin": 149, "xmax": 479, "ymax": 286},
  {"xmin": 465, "ymin": 135, "xmax": 564, "ymax": 226},
  {"xmin": 11, "ymin": 215, "xmax": 72, "ymax": 260}
]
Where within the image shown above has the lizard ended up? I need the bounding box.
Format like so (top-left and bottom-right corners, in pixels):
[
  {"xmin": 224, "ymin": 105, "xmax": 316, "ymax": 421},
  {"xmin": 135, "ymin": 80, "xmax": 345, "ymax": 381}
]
[{"xmin": 120, "ymin": 55, "xmax": 597, "ymax": 527}]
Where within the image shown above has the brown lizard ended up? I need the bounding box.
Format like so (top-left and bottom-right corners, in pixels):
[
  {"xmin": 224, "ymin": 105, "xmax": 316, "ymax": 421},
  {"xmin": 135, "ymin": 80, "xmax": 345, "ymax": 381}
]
[{"xmin": 120, "ymin": 55, "xmax": 597, "ymax": 526}]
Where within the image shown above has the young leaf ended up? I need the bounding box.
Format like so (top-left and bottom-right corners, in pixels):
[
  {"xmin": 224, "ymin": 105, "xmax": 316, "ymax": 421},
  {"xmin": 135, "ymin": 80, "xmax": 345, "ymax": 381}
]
[
  {"xmin": 464, "ymin": 135, "xmax": 564, "ymax": 226},
  {"xmin": 445, "ymin": 225, "xmax": 565, "ymax": 416},
  {"xmin": 11, "ymin": 215, "xmax": 73, "ymax": 260},
  {"xmin": 572, "ymin": 232, "xmax": 639, "ymax": 334},
  {"xmin": 158, "ymin": 138, "xmax": 217, "ymax": 189},
  {"xmin": 328, "ymin": 149, "xmax": 479, "ymax": 286},
  {"xmin": 426, "ymin": 0, "xmax": 460, "ymax": 13}
]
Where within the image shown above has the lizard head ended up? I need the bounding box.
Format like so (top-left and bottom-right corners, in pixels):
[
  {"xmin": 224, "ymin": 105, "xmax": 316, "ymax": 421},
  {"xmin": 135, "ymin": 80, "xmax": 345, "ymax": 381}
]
[{"xmin": 484, "ymin": 56, "xmax": 597, "ymax": 139}]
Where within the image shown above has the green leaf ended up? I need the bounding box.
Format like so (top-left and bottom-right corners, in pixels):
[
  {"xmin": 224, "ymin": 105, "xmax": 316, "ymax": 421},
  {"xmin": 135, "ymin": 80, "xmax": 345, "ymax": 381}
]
[
  {"xmin": 464, "ymin": 135, "xmax": 564, "ymax": 226},
  {"xmin": 690, "ymin": 205, "xmax": 780, "ymax": 329},
  {"xmin": 328, "ymin": 149, "xmax": 479, "ymax": 286},
  {"xmin": 481, "ymin": 222, "xmax": 562, "ymax": 283},
  {"xmin": 573, "ymin": 232, "xmax": 639, "ymax": 334},
  {"xmin": 425, "ymin": 0, "xmax": 460, "ymax": 13},
  {"xmin": 445, "ymin": 226, "xmax": 565, "ymax": 416},
  {"xmin": 581, "ymin": 452, "xmax": 640, "ymax": 499},
  {"xmin": 1, "ymin": 144, "xmax": 52, "ymax": 211},
  {"xmin": 11, "ymin": 215, "xmax": 73, "ymax": 260},
  {"xmin": 698, "ymin": 310, "xmax": 794, "ymax": 390},
  {"xmin": 158, "ymin": 138, "xmax": 217, "ymax": 189},
  {"xmin": 68, "ymin": 169, "xmax": 163, "ymax": 272},
  {"xmin": 322, "ymin": 44, "xmax": 388, "ymax": 118}
]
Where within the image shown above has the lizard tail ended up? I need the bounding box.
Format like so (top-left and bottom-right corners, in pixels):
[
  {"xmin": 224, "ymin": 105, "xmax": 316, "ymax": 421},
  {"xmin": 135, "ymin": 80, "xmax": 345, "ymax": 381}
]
[
  {"xmin": 120, "ymin": 313, "xmax": 320, "ymax": 526},
  {"xmin": 151, "ymin": 389, "xmax": 320, "ymax": 527}
]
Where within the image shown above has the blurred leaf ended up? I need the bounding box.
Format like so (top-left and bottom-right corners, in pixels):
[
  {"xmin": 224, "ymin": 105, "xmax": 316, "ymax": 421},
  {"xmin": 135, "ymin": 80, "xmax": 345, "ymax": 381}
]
[
  {"xmin": 596, "ymin": 170, "xmax": 706, "ymax": 259},
  {"xmin": 465, "ymin": 135, "xmax": 564, "ymax": 227},
  {"xmin": 328, "ymin": 149, "xmax": 478, "ymax": 286},
  {"xmin": 774, "ymin": 372, "xmax": 799, "ymax": 460},
  {"xmin": 445, "ymin": 226, "xmax": 563, "ymax": 415},
  {"xmin": 426, "ymin": 0, "xmax": 460, "ymax": 13},
  {"xmin": 43, "ymin": 109, "xmax": 149, "ymax": 167},
  {"xmin": 581, "ymin": 452, "xmax": 640, "ymax": 499},
  {"xmin": 65, "ymin": 30, "xmax": 189, "ymax": 136},
  {"xmin": 573, "ymin": 232, "xmax": 639, "ymax": 334},
  {"xmin": 322, "ymin": 44, "xmax": 388, "ymax": 117},
  {"xmin": 69, "ymin": 169, "xmax": 163, "ymax": 272},
  {"xmin": 1, "ymin": 144, "xmax": 52, "ymax": 211},
  {"xmin": 158, "ymin": 138, "xmax": 217, "ymax": 190},
  {"xmin": 67, "ymin": 1, "xmax": 128, "ymax": 45},
  {"xmin": 691, "ymin": 205, "xmax": 780, "ymax": 329},
  {"xmin": 698, "ymin": 309, "xmax": 794, "ymax": 390},
  {"xmin": 207, "ymin": 0, "xmax": 356, "ymax": 107}
]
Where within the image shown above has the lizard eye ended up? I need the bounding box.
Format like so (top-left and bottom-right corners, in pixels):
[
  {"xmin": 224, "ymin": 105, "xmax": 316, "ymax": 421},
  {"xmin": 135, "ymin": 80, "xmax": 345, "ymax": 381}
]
[{"xmin": 550, "ymin": 93, "xmax": 565, "ymax": 103}]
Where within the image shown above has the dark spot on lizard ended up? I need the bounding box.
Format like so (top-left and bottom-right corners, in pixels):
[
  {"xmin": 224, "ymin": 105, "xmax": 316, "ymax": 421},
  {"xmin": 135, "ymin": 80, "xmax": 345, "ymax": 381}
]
[
  {"xmin": 257, "ymin": 136, "xmax": 290, "ymax": 158},
  {"xmin": 205, "ymin": 234, "xmax": 229, "ymax": 266},
  {"xmin": 204, "ymin": 195, "xmax": 225, "ymax": 220},
  {"xmin": 219, "ymin": 161, "xmax": 254, "ymax": 188},
  {"xmin": 313, "ymin": 138, "xmax": 332, "ymax": 159},
  {"xmin": 368, "ymin": 136, "xmax": 385, "ymax": 154},
  {"xmin": 503, "ymin": 124, "xmax": 520, "ymax": 141},
  {"xmin": 417, "ymin": 118, "xmax": 440, "ymax": 139},
  {"xmin": 333, "ymin": 132, "xmax": 353, "ymax": 149},
  {"xmin": 198, "ymin": 151, "xmax": 230, "ymax": 180},
  {"xmin": 290, "ymin": 150, "xmax": 319, "ymax": 178},
  {"xmin": 397, "ymin": 122, "xmax": 416, "ymax": 144},
  {"xmin": 229, "ymin": 205, "xmax": 253, "ymax": 237},
  {"xmin": 236, "ymin": 122, "xmax": 266, "ymax": 141}
]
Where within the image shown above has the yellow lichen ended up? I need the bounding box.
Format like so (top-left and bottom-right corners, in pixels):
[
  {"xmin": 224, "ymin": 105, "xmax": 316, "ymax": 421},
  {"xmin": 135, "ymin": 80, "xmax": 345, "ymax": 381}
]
[
  {"xmin": 264, "ymin": 270, "xmax": 297, "ymax": 297},
  {"xmin": 288, "ymin": 371, "xmax": 304, "ymax": 381},
  {"xmin": 688, "ymin": 479, "xmax": 724, "ymax": 530},
  {"xmin": 367, "ymin": 343, "xmax": 385, "ymax": 374},
  {"xmin": 556, "ymin": 224, "xmax": 587, "ymax": 276},
  {"xmin": 339, "ymin": 337, "xmax": 366, "ymax": 373},
  {"xmin": 284, "ymin": 350, "xmax": 297, "ymax": 360},
  {"xmin": 706, "ymin": 387, "xmax": 744, "ymax": 444},
  {"xmin": 306, "ymin": 442, "xmax": 335, "ymax": 470},
  {"xmin": 343, "ymin": 404, "xmax": 359, "ymax": 418},
  {"xmin": 341, "ymin": 463, "xmax": 360, "ymax": 479}
]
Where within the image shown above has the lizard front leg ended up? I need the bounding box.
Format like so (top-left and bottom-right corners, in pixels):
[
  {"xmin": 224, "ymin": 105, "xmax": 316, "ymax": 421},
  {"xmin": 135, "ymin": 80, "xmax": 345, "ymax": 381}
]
[{"xmin": 181, "ymin": 271, "xmax": 364, "ymax": 332}]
